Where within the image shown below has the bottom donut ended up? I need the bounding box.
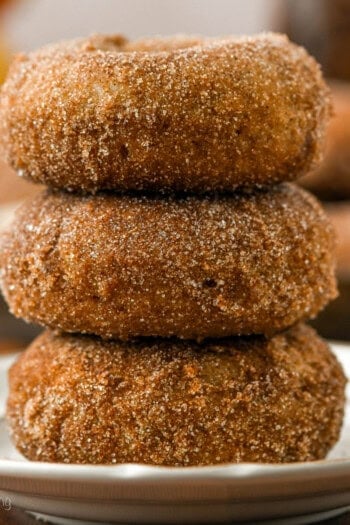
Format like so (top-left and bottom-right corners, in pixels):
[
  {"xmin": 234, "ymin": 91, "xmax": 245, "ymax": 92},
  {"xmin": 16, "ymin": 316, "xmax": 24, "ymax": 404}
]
[{"xmin": 6, "ymin": 325, "xmax": 346, "ymax": 466}]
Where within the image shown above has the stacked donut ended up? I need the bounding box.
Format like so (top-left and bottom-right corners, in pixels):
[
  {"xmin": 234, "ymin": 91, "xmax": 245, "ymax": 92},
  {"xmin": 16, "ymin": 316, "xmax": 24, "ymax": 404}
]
[{"xmin": 0, "ymin": 33, "xmax": 346, "ymax": 466}]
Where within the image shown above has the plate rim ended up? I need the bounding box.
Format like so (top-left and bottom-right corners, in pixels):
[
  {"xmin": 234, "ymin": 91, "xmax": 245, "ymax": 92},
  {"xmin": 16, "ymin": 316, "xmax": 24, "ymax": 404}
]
[{"xmin": 1, "ymin": 455, "xmax": 350, "ymax": 483}]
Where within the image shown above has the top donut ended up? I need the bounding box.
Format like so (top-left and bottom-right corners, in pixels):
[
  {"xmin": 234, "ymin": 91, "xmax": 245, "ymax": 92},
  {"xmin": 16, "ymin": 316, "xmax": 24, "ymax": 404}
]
[{"xmin": 0, "ymin": 33, "xmax": 331, "ymax": 193}]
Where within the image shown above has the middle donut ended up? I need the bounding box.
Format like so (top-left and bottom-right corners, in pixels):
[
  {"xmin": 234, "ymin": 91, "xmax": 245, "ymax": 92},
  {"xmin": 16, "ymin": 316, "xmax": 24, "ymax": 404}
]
[{"xmin": 0, "ymin": 183, "xmax": 337, "ymax": 340}]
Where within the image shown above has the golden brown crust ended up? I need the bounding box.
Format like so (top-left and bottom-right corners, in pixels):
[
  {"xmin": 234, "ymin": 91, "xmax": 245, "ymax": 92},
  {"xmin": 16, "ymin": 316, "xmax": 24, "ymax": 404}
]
[
  {"xmin": 0, "ymin": 33, "xmax": 331, "ymax": 193},
  {"xmin": 0, "ymin": 184, "xmax": 337, "ymax": 339},
  {"xmin": 6, "ymin": 325, "xmax": 346, "ymax": 465}
]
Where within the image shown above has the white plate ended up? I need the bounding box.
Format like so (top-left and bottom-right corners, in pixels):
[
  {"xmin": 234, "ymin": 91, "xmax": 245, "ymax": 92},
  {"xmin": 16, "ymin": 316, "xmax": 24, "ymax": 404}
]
[{"xmin": 0, "ymin": 344, "xmax": 350, "ymax": 525}]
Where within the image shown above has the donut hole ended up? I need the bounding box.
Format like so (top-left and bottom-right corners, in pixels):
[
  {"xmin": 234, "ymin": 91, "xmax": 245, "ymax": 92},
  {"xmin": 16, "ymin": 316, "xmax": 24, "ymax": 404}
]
[
  {"xmin": 203, "ymin": 278, "xmax": 217, "ymax": 288},
  {"xmin": 81, "ymin": 34, "xmax": 203, "ymax": 54},
  {"xmin": 122, "ymin": 36, "xmax": 205, "ymax": 54},
  {"xmin": 86, "ymin": 35, "xmax": 204, "ymax": 54}
]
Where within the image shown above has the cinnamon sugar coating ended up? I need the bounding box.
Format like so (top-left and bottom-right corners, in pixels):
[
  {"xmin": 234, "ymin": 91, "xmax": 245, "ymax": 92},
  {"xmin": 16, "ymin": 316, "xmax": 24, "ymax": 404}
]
[
  {"xmin": 0, "ymin": 184, "xmax": 337, "ymax": 339},
  {"xmin": 6, "ymin": 325, "xmax": 346, "ymax": 465},
  {"xmin": 0, "ymin": 33, "xmax": 331, "ymax": 193}
]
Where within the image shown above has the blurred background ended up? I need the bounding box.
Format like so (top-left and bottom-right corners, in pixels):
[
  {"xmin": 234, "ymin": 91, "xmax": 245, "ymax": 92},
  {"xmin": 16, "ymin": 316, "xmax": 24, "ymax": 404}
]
[{"xmin": 0, "ymin": 0, "xmax": 349, "ymax": 351}]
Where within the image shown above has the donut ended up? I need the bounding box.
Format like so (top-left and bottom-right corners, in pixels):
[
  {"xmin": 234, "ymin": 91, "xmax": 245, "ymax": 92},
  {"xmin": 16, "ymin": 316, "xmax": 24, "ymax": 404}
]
[
  {"xmin": 7, "ymin": 324, "xmax": 346, "ymax": 465},
  {"xmin": 0, "ymin": 33, "xmax": 331, "ymax": 193},
  {"xmin": 300, "ymin": 82, "xmax": 350, "ymax": 200},
  {"xmin": 0, "ymin": 184, "xmax": 337, "ymax": 340}
]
